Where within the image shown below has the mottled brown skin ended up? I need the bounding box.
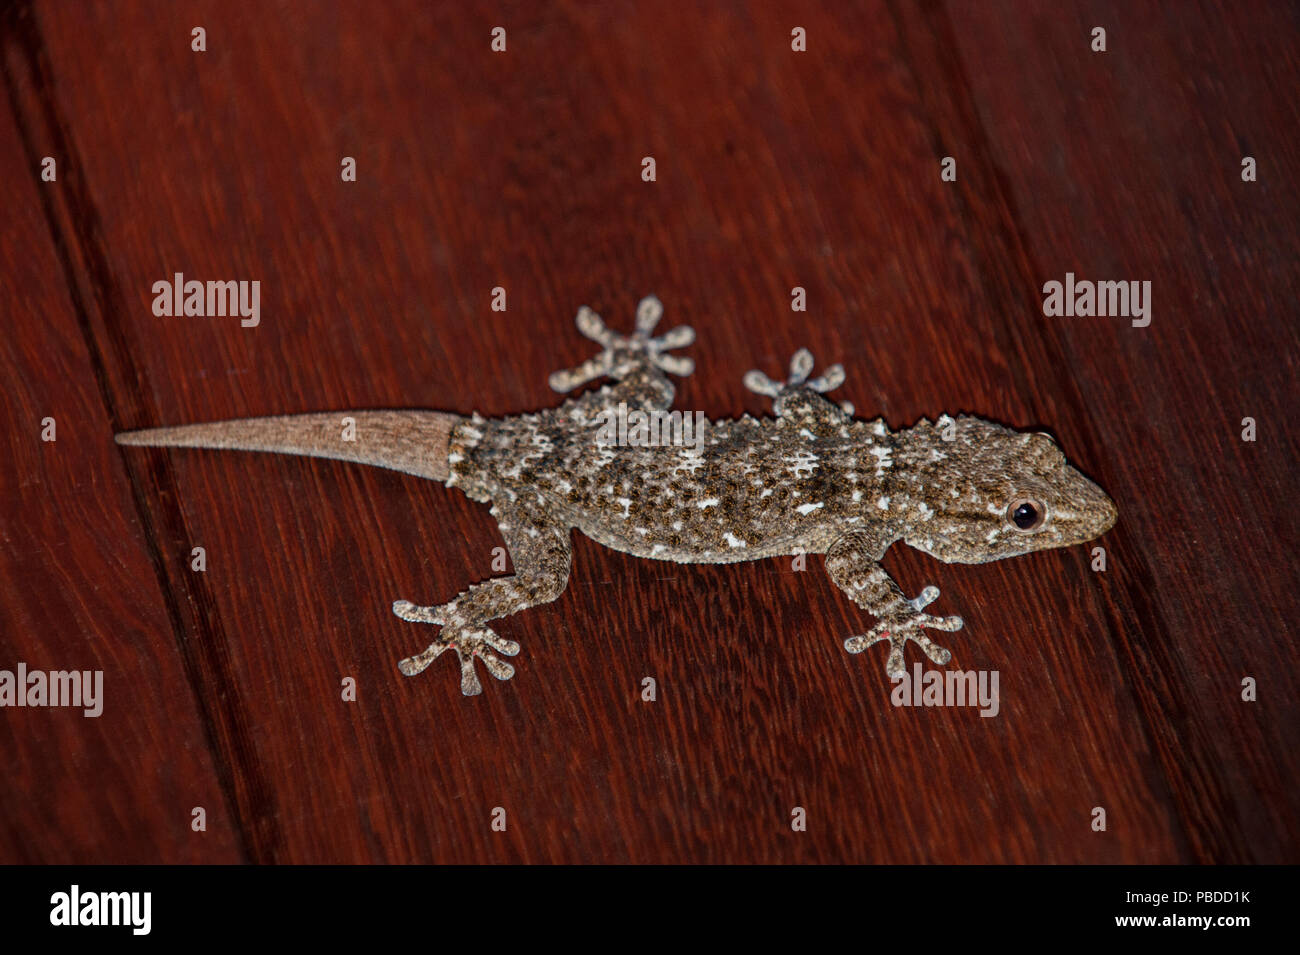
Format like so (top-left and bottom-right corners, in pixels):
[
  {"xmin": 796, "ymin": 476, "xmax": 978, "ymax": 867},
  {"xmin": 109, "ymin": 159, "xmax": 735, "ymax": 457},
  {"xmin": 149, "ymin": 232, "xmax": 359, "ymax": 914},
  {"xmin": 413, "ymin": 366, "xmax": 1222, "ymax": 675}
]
[{"xmin": 117, "ymin": 296, "xmax": 1117, "ymax": 695}]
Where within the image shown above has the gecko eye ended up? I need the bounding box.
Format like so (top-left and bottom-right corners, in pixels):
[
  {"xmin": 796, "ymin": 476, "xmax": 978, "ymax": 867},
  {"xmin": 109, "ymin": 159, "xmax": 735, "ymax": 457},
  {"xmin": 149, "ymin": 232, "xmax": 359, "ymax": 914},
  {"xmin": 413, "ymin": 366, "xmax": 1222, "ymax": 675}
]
[{"xmin": 1007, "ymin": 497, "xmax": 1046, "ymax": 532}]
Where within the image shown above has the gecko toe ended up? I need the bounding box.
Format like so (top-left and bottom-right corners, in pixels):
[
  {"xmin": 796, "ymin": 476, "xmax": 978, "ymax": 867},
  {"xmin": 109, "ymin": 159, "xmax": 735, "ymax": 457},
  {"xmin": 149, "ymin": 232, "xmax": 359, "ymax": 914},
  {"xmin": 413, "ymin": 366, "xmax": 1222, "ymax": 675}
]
[
  {"xmin": 483, "ymin": 633, "xmax": 521, "ymax": 656},
  {"xmin": 884, "ymin": 641, "xmax": 907, "ymax": 677},
  {"xmin": 907, "ymin": 585, "xmax": 941, "ymax": 612},
  {"xmin": 844, "ymin": 620, "xmax": 891, "ymax": 654},
  {"xmin": 913, "ymin": 632, "xmax": 954, "ymax": 665},
  {"xmin": 477, "ymin": 649, "xmax": 516, "ymax": 682},
  {"xmin": 397, "ymin": 642, "xmax": 445, "ymax": 676},
  {"xmin": 656, "ymin": 353, "xmax": 694, "ymax": 377},
  {"xmin": 653, "ymin": 324, "xmax": 695, "ymax": 350},
  {"xmin": 924, "ymin": 613, "xmax": 964, "ymax": 632},
  {"xmin": 458, "ymin": 655, "xmax": 484, "ymax": 696},
  {"xmin": 392, "ymin": 599, "xmax": 442, "ymax": 624},
  {"xmin": 788, "ymin": 348, "xmax": 815, "ymax": 384},
  {"xmin": 743, "ymin": 369, "xmax": 782, "ymax": 397},
  {"xmin": 635, "ymin": 295, "xmax": 664, "ymax": 333}
]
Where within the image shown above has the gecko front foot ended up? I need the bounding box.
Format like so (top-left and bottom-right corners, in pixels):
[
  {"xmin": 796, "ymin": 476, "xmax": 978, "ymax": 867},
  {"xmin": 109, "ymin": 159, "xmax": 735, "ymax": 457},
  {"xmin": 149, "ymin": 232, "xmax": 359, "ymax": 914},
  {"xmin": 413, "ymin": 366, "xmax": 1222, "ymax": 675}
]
[
  {"xmin": 843, "ymin": 586, "xmax": 964, "ymax": 677},
  {"xmin": 744, "ymin": 348, "xmax": 854, "ymax": 415},
  {"xmin": 549, "ymin": 295, "xmax": 695, "ymax": 392},
  {"xmin": 392, "ymin": 600, "xmax": 521, "ymax": 696}
]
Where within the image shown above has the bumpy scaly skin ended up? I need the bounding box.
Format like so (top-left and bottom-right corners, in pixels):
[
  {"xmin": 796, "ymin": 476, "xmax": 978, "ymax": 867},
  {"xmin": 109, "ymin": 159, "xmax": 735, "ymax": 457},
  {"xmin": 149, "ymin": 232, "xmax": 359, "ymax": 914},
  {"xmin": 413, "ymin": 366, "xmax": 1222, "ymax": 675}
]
[{"xmin": 392, "ymin": 296, "xmax": 1117, "ymax": 691}]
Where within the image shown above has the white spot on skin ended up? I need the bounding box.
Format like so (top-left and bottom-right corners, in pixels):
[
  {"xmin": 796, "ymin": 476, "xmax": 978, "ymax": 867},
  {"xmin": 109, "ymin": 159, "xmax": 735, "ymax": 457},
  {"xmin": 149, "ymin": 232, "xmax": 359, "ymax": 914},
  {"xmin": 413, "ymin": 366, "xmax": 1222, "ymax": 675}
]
[
  {"xmin": 698, "ymin": 498, "xmax": 719, "ymax": 509},
  {"xmin": 761, "ymin": 488, "xmax": 774, "ymax": 498},
  {"xmin": 918, "ymin": 502, "xmax": 934, "ymax": 520},
  {"xmin": 796, "ymin": 502, "xmax": 824, "ymax": 515},
  {"xmin": 724, "ymin": 532, "xmax": 747, "ymax": 548},
  {"xmin": 674, "ymin": 449, "xmax": 704, "ymax": 475},
  {"xmin": 784, "ymin": 451, "xmax": 818, "ymax": 477},
  {"xmin": 616, "ymin": 497, "xmax": 632, "ymax": 518},
  {"xmin": 799, "ymin": 428, "xmax": 816, "ymax": 440},
  {"xmin": 852, "ymin": 490, "xmax": 862, "ymax": 502},
  {"xmin": 651, "ymin": 544, "xmax": 667, "ymax": 556},
  {"xmin": 876, "ymin": 496, "xmax": 890, "ymax": 511}
]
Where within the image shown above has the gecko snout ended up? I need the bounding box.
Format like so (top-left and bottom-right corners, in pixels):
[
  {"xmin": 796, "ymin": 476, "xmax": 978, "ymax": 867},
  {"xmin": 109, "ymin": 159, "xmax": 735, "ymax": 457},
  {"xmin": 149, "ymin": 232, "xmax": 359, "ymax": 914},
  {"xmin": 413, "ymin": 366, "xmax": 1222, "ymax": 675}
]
[
  {"xmin": 1043, "ymin": 469, "xmax": 1117, "ymax": 547},
  {"xmin": 1099, "ymin": 495, "xmax": 1119, "ymax": 534},
  {"xmin": 1076, "ymin": 477, "xmax": 1118, "ymax": 539}
]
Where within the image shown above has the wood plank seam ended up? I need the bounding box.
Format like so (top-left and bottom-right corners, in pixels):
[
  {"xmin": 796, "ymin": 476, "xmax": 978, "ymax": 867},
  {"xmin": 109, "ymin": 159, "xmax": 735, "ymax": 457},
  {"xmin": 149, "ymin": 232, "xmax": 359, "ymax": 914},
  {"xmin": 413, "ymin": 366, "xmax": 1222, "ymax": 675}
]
[
  {"xmin": 0, "ymin": 0, "xmax": 277, "ymax": 863},
  {"xmin": 886, "ymin": 0, "xmax": 1243, "ymax": 862}
]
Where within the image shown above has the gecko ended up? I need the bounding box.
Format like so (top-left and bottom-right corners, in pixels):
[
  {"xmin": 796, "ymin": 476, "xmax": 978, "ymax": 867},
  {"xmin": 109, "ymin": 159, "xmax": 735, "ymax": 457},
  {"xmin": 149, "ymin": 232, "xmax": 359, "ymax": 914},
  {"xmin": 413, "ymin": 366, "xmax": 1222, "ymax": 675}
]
[{"xmin": 116, "ymin": 296, "xmax": 1117, "ymax": 696}]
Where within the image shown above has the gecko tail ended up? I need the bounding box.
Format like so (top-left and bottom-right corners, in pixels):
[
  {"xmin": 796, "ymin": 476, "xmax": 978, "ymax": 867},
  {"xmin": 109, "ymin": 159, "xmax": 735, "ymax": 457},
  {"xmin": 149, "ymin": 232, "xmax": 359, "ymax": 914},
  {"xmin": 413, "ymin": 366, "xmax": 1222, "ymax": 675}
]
[{"xmin": 115, "ymin": 410, "xmax": 462, "ymax": 482}]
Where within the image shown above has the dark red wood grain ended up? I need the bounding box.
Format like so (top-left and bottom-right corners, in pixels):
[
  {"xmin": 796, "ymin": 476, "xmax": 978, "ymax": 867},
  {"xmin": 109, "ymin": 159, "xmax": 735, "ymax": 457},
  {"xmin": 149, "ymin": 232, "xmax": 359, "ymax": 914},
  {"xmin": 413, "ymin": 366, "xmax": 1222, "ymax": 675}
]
[
  {"xmin": 0, "ymin": 14, "xmax": 241, "ymax": 862},
  {"xmin": 0, "ymin": 0, "xmax": 1295, "ymax": 863}
]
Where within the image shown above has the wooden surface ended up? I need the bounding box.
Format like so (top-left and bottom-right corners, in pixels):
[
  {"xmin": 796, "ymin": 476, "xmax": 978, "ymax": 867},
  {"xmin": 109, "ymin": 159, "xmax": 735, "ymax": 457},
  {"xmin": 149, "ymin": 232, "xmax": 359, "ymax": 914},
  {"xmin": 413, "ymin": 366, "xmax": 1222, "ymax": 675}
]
[{"xmin": 1, "ymin": 0, "xmax": 1296, "ymax": 864}]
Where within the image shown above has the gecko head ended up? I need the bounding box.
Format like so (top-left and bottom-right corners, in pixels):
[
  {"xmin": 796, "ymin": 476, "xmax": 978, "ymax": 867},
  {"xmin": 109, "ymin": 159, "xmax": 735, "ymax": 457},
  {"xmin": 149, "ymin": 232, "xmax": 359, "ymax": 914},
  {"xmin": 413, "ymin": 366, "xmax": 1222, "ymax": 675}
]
[{"xmin": 897, "ymin": 416, "xmax": 1117, "ymax": 564}]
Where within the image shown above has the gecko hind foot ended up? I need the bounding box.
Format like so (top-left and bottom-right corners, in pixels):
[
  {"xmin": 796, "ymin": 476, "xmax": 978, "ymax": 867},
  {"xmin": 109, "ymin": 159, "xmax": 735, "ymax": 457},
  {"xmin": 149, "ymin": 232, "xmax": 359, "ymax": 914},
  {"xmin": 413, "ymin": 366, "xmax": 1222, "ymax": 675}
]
[
  {"xmin": 549, "ymin": 295, "xmax": 695, "ymax": 392},
  {"xmin": 843, "ymin": 587, "xmax": 964, "ymax": 677},
  {"xmin": 393, "ymin": 600, "xmax": 520, "ymax": 696}
]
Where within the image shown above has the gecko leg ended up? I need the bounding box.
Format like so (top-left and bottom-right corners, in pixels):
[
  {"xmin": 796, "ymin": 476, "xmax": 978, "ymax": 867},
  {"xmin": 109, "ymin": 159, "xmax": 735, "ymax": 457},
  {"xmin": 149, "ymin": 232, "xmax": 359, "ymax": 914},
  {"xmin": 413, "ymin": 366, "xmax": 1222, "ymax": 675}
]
[
  {"xmin": 392, "ymin": 496, "xmax": 572, "ymax": 695},
  {"xmin": 826, "ymin": 531, "xmax": 964, "ymax": 677}
]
